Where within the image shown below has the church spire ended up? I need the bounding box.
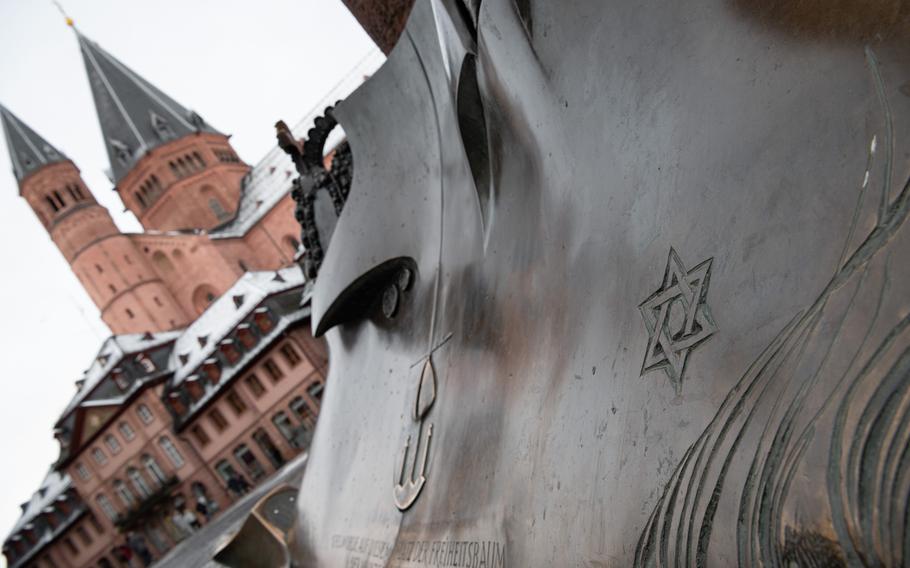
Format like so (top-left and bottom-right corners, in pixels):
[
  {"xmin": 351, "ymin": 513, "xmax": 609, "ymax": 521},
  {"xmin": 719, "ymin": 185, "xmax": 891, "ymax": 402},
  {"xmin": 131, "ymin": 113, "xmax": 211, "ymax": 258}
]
[
  {"xmin": 0, "ymin": 104, "xmax": 68, "ymax": 183},
  {"xmin": 75, "ymin": 31, "xmax": 220, "ymax": 182}
]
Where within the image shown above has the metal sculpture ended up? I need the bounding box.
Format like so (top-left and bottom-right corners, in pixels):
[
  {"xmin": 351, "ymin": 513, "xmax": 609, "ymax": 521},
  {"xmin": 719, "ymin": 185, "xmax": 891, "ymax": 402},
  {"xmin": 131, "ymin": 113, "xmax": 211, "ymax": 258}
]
[{"xmin": 287, "ymin": 0, "xmax": 910, "ymax": 565}]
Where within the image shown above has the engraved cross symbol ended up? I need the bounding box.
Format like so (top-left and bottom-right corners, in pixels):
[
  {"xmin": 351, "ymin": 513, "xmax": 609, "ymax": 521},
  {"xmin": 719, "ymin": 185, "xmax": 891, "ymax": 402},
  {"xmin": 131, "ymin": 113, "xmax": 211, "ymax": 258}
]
[{"xmin": 639, "ymin": 248, "xmax": 716, "ymax": 393}]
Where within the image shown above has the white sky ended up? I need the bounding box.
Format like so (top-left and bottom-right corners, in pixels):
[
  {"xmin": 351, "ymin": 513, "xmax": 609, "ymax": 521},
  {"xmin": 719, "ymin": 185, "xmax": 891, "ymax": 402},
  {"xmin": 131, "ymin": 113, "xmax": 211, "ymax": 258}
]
[{"xmin": 0, "ymin": 0, "xmax": 376, "ymax": 550}]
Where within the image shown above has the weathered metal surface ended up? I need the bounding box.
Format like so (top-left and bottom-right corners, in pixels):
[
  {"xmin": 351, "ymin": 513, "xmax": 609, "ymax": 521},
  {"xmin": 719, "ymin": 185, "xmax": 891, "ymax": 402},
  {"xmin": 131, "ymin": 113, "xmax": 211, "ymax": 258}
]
[
  {"xmin": 214, "ymin": 485, "xmax": 299, "ymax": 568},
  {"xmin": 291, "ymin": 0, "xmax": 910, "ymax": 565}
]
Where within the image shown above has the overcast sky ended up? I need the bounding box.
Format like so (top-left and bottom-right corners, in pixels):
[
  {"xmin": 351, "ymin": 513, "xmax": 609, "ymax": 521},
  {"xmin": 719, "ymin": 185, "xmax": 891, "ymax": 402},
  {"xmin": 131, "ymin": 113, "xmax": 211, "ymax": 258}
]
[{"xmin": 0, "ymin": 0, "xmax": 377, "ymax": 549}]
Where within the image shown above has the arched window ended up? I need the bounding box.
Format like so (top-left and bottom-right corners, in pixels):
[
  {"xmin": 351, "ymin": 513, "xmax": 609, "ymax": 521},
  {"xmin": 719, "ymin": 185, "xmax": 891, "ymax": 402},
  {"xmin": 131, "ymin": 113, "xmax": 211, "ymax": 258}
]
[
  {"xmin": 67, "ymin": 185, "xmax": 79, "ymax": 202},
  {"xmin": 272, "ymin": 411, "xmax": 296, "ymax": 446},
  {"xmin": 191, "ymin": 284, "xmax": 218, "ymax": 315},
  {"xmin": 52, "ymin": 190, "xmax": 66, "ymax": 209},
  {"xmin": 193, "ymin": 151, "xmax": 206, "ymax": 169},
  {"xmin": 118, "ymin": 421, "xmax": 135, "ymax": 441},
  {"xmin": 45, "ymin": 195, "xmax": 60, "ymax": 213},
  {"xmin": 95, "ymin": 494, "xmax": 117, "ymax": 521},
  {"xmin": 142, "ymin": 454, "xmax": 167, "ymax": 485},
  {"xmin": 92, "ymin": 448, "xmax": 107, "ymax": 465},
  {"xmin": 214, "ymin": 460, "xmax": 238, "ymax": 484},
  {"xmin": 127, "ymin": 467, "xmax": 151, "ymax": 498},
  {"xmin": 233, "ymin": 444, "xmax": 265, "ymax": 481},
  {"xmin": 201, "ymin": 185, "xmax": 229, "ymax": 221},
  {"xmin": 113, "ymin": 480, "xmax": 135, "ymax": 508},
  {"xmin": 151, "ymin": 251, "xmax": 175, "ymax": 274},
  {"xmin": 290, "ymin": 396, "xmax": 312, "ymax": 428},
  {"xmin": 136, "ymin": 404, "xmax": 154, "ymax": 424},
  {"xmin": 158, "ymin": 436, "xmax": 185, "ymax": 468},
  {"xmin": 104, "ymin": 434, "xmax": 121, "ymax": 454}
]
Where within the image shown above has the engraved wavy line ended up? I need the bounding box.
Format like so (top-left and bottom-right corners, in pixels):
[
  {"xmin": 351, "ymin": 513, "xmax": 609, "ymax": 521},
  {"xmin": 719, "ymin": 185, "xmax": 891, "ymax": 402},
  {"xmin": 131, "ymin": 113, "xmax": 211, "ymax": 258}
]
[
  {"xmin": 631, "ymin": 311, "xmax": 804, "ymax": 566},
  {"xmin": 746, "ymin": 270, "xmax": 868, "ymax": 567},
  {"xmin": 635, "ymin": 44, "xmax": 910, "ymax": 567}
]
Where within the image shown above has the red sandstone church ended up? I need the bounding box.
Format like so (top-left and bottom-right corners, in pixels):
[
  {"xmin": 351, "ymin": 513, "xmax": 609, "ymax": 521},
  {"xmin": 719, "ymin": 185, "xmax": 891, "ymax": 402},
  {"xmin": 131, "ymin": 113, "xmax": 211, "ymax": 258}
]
[{"xmin": 1, "ymin": 26, "xmax": 345, "ymax": 568}]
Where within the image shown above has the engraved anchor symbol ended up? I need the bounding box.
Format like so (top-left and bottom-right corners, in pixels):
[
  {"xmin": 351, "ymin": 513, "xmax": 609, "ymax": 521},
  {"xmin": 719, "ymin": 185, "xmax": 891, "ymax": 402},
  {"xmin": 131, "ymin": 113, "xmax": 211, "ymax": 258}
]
[{"xmin": 394, "ymin": 357, "xmax": 436, "ymax": 510}]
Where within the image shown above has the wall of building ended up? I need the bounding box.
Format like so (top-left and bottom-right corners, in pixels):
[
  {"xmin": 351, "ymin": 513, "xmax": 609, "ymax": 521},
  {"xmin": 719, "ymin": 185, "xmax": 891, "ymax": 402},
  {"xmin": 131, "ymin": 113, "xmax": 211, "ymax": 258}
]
[
  {"xmin": 63, "ymin": 386, "xmax": 219, "ymax": 565},
  {"xmin": 130, "ymin": 233, "xmax": 242, "ymax": 319},
  {"xmin": 118, "ymin": 133, "xmax": 249, "ymax": 232},
  {"xmin": 181, "ymin": 331, "xmax": 327, "ymax": 496}
]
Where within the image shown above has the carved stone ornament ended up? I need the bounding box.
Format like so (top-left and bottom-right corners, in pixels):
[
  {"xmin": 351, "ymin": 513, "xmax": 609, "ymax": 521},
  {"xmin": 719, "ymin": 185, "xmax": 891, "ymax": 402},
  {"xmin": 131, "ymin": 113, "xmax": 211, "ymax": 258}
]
[{"xmin": 287, "ymin": 1, "xmax": 910, "ymax": 566}]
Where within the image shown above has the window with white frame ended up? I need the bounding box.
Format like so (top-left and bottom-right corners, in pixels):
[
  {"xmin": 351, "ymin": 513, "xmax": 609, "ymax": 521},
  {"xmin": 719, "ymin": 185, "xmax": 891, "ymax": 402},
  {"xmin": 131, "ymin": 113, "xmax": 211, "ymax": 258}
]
[
  {"xmin": 128, "ymin": 467, "xmax": 151, "ymax": 498},
  {"xmin": 96, "ymin": 494, "xmax": 117, "ymax": 521},
  {"xmin": 142, "ymin": 454, "xmax": 167, "ymax": 486},
  {"xmin": 75, "ymin": 462, "xmax": 91, "ymax": 481},
  {"xmin": 114, "ymin": 480, "xmax": 135, "ymax": 507},
  {"xmin": 158, "ymin": 436, "xmax": 185, "ymax": 468},
  {"xmin": 118, "ymin": 421, "xmax": 136, "ymax": 441},
  {"xmin": 104, "ymin": 434, "xmax": 121, "ymax": 454},
  {"xmin": 92, "ymin": 447, "xmax": 107, "ymax": 465},
  {"xmin": 136, "ymin": 403, "xmax": 154, "ymax": 424}
]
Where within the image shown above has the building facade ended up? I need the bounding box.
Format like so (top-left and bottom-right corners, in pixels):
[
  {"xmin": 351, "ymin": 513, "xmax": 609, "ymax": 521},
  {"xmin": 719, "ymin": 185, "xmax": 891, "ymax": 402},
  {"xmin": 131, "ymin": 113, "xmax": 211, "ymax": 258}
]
[
  {"xmin": 1, "ymin": 27, "xmax": 303, "ymax": 336},
  {"xmin": 1, "ymin": 26, "xmax": 343, "ymax": 568}
]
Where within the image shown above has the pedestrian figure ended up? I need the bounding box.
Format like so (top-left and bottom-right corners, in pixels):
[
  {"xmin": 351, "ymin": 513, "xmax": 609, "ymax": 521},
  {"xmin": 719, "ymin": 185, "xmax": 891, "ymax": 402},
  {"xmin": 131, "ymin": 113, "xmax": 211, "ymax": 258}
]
[
  {"xmin": 171, "ymin": 503, "xmax": 200, "ymax": 539},
  {"xmin": 126, "ymin": 532, "xmax": 152, "ymax": 567},
  {"xmin": 237, "ymin": 473, "xmax": 252, "ymax": 494},
  {"xmin": 195, "ymin": 495, "xmax": 212, "ymax": 521},
  {"xmin": 227, "ymin": 474, "xmax": 243, "ymax": 497},
  {"xmin": 113, "ymin": 543, "xmax": 134, "ymax": 567}
]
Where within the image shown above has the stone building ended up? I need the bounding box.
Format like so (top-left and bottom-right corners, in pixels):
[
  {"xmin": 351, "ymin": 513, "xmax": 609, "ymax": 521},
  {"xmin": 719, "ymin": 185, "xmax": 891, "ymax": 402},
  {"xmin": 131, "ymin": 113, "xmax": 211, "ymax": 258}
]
[
  {"xmin": 1, "ymin": 28, "xmax": 302, "ymax": 336},
  {"xmin": 0, "ymin": 25, "xmax": 353, "ymax": 568}
]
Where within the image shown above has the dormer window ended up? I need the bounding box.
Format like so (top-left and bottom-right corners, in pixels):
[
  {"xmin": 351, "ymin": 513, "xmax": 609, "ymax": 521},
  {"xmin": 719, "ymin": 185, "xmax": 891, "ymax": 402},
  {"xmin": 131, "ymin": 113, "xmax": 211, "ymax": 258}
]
[
  {"xmin": 112, "ymin": 368, "xmax": 128, "ymax": 391},
  {"xmin": 135, "ymin": 353, "xmax": 156, "ymax": 373},
  {"xmin": 185, "ymin": 375, "xmax": 204, "ymax": 401},
  {"xmin": 55, "ymin": 493, "xmax": 71, "ymax": 515},
  {"xmin": 219, "ymin": 339, "xmax": 241, "ymax": 365},
  {"xmin": 149, "ymin": 111, "xmax": 174, "ymax": 141},
  {"xmin": 202, "ymin": 358, "xmax": 221, "ymax": 385},
  {"xmin": 253, "ymin": 307, "xmax": 274, "ymax": 333},
  {"xmin": 110, "ymin": 139, "xmax": 133, "ymax": 166},
  {"xmin": 236, "ymin": 323, "xmax": 257, "ymax": 349},
  {"xmin": 43, "ymin": 144, "xmax": 60, "ymax": 160},
  {"xmin": 167, "ymin": 391, "xmax": 187, "ymax": 416},
  {"xmin": 43, "ymin": 507, "xmax": 58, "ymax": 528}
]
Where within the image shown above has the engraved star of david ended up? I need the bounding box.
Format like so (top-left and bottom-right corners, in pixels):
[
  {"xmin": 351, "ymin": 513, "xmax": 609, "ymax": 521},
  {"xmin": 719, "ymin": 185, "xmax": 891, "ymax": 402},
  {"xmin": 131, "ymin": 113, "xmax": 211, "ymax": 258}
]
[{"xmin": 639, "ymin": 248, "xmax": 717, "ymax": 393}]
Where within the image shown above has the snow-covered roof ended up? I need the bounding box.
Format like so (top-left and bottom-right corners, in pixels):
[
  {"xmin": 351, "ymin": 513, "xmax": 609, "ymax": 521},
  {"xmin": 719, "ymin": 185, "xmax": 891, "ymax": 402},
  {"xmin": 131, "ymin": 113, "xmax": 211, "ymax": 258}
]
[
  {"xmin": 58, "ymin": 330, "xmax": 182, "ymax": 422},
  {"xmin": 8, "ymin": 470, "xmax": 70, "ymax": 535},
  {"xmin": 170, "ymin": 266, "xmax": 306, "ymax": 385}
]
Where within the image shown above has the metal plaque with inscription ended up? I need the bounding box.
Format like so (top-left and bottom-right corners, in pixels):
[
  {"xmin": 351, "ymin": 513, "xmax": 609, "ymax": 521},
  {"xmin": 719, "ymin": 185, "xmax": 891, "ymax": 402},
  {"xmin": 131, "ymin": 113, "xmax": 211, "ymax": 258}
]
[{"xmin": 288, "ymin": 1, "xmax": 910, "ymax": 566}]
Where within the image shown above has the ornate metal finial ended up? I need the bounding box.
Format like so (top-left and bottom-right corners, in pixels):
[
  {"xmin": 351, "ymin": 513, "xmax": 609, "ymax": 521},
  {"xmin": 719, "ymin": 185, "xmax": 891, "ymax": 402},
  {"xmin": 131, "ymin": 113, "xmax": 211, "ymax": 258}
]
[
  {"xmin": 52, "ymin": 1, "xmax": 75, "ymax": 28},
  {"xmin": 276, "ymin": 105, "xmax": 354, "ymax": 281}
]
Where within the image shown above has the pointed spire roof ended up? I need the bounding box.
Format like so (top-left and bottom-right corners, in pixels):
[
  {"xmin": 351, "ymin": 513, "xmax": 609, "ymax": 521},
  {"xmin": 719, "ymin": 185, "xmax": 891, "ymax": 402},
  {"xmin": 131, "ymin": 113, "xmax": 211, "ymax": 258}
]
[
  {"xmin": 75, "ymin": 31, "xmax": 220, "ymax": 182},
  {"xmin": 0, "ymin": 104, "xmax": 68, "ymax": 182}
]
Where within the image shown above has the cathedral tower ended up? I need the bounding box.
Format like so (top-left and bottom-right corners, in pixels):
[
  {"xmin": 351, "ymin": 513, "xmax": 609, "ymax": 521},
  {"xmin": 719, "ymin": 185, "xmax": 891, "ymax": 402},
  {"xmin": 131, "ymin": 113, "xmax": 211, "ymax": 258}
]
[
  {"xmin": 76, "ymin": 31, "xmax": 250, "ymax": 232},
  {"xmin": 1, "ymin": 105, "xmax": 190, "ymax": 333}
]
